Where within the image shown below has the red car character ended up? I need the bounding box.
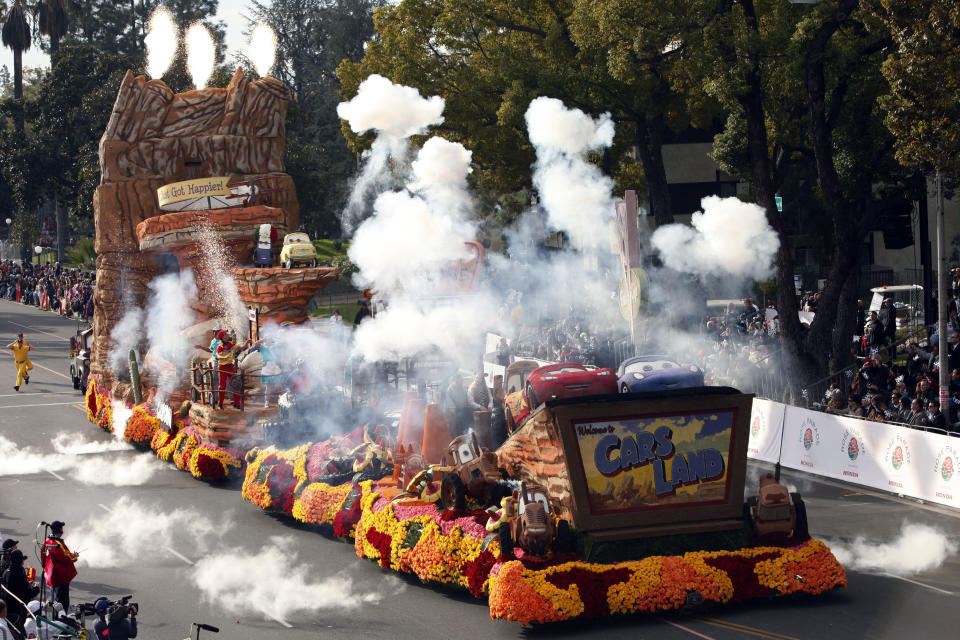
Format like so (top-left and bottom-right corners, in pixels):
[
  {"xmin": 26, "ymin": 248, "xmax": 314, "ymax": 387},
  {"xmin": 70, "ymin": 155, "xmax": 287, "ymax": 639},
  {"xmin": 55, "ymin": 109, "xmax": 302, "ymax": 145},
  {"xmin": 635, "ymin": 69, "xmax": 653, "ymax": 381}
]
[{"xmin": 505, "ymin": 362, "xmax": 616, "ymax": 433}]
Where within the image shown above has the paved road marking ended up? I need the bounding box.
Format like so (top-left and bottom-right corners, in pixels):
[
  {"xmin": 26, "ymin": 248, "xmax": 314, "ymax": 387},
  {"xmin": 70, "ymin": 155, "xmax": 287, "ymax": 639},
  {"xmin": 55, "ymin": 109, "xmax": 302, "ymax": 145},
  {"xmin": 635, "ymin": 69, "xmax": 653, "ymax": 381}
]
[
  {"xmin": 882, "ymin": 572, "xmax": 956, "ymax": 596},
  {"xmin": 0, "ymin": 401, "xmax": 80, "ymax": 409},
  {"xmin": 659, "ymin": 618, "xmax": 717, "ymax": 639},
  {"xmin": 46, "ymin": 469, "xmax": 65, "ymax": 481},
  {"xmin": 0, "ymin": 348, "xmax": 73, "ymax": 381},
  {"xmin": 97, "ymin": 503, "xmax": 196, "ymax": 566},
  {"xmin": 2, "ymin": 319, "xmax": 70, "ymax": 341},
  {"xmin": 698, "ymin": 618, "xmax": 801, "ymax": 640},
  {"xmin": 0, "ymin": 392, "xmax": 76, "ymax": 397}
]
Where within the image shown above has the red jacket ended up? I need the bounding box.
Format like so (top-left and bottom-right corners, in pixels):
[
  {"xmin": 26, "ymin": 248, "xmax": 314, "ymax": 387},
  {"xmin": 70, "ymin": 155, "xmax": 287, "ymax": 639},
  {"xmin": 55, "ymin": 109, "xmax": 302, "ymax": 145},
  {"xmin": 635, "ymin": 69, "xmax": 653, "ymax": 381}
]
[{"xmin": 42, "ymin": 536, "xmax": 78, "ymax": 587}]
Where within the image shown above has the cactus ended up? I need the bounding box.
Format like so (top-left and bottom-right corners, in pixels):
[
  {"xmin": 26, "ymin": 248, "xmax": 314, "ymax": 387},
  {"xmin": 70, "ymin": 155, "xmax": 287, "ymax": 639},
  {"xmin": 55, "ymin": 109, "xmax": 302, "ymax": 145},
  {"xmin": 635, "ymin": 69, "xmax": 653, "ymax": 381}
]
[{"xmin": 129, "ymin": 349, "xmax": 142, "ymax": 404}]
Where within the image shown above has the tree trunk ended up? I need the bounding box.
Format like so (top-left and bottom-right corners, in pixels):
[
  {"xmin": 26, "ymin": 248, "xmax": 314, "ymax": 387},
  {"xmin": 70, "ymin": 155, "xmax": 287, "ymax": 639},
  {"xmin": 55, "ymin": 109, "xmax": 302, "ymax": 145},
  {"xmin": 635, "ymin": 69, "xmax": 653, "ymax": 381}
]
[
  {"xmin": 802, "ymin": 0, "xmax": 862, "ymax": 376},
  {"xmin": 634, "ymin": 115, "xmax": 674, "ymax": 226},
  {"xmin": 55, "ymin": 199, "xmax": 68, "ymax": 262},
  {"xmin": 13, "ymin": 48, "xmax": 23, "ymax": 131}
]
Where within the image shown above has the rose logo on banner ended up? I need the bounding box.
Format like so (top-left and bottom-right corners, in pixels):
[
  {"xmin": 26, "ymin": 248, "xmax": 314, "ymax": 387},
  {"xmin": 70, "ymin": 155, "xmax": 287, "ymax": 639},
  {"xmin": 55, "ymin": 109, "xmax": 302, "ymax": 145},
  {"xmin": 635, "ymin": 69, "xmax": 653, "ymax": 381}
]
[
  {"xmin": 892, "ymin": 446, "xmax": 904, "ymax": 470},
  {"xmin": 751, "ymin": 416, "xmax": 762, "ymax": 438},
  {"xmin": 848, "ymin": 437, "xmax": 860, "ymax": 461},
  {"xmin": 798, "ymin": 417, "xmax": 820, "ymax": 468},
  {"xmin": 933, "ymin": 445, "xmax": 956, "ymax": 504},
  {"xmin": 839, "ymin": 427, "xmax": 865, "ymax": 479},
  {"xmin": 883, "ymin": 434, "xmax": 912, "ymax": 491}
]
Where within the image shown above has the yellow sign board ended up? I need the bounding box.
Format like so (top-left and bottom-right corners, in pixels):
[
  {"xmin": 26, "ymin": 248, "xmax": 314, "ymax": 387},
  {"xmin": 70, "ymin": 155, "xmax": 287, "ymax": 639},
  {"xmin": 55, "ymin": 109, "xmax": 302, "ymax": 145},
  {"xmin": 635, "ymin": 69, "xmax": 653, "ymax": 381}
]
[
  {"xmin": 575, "ymin": 409, "xmax": 734, "ymax": 515},
  {"xmin": 156, "ymin": 177, "xmax": 232, "ymax": 209}
]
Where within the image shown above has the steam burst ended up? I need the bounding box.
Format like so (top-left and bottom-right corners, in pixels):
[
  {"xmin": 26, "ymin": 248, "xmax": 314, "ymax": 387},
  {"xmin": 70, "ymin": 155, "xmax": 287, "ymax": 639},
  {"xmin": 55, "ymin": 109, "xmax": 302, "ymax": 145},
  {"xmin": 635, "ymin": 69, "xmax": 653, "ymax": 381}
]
[
  {"xmin": 336, "ymin": 74, "xmax": 445, "ymax": 231},
  {"xmin": 651, "ymin": 195, "xmax": 780, "ymax": 281},
  {"xmin": 249, "ymin": 23, "xmax": 277, "ymax": 78},
  {"xmin": 525, "ymin": 97, "xmax": 616, "ymax": 250},
  {"xmin": 144, "ymin": 270, "xmax": 199, "ymax": 403},
  {"xmin": 145, "ymin": 7, "xmax": 177, "ymax": 78},
  {"xmin": 825, "ymin": 522, "xmax": 958, "ymax": 576},
  {"xmin": 108, "ymin": 307, "xmax": 143, "ymax": 376},
  {"xmin": 191, "ymin": 535, "xmax": 394, "ymax": 621},
  {"xmin": 186, "ymin": 22, "xmax": 216, "ymax": 89}
]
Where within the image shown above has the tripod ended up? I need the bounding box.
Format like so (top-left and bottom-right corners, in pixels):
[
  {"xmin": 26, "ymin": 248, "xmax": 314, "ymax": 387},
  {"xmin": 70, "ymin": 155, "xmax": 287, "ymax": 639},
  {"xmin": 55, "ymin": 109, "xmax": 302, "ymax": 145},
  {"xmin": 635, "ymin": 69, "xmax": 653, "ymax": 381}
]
[{"xmin": 191, "ymin": 622, "xmax": 219, "ymax": 639}]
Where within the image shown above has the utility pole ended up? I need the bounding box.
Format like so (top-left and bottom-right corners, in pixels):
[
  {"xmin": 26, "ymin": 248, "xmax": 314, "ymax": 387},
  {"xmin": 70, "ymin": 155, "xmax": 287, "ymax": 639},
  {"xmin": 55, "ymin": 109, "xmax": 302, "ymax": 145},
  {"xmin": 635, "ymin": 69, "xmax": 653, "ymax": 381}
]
[{"xmin": 937, "ymin": 170, "xmax": 949, "ymax": 411}]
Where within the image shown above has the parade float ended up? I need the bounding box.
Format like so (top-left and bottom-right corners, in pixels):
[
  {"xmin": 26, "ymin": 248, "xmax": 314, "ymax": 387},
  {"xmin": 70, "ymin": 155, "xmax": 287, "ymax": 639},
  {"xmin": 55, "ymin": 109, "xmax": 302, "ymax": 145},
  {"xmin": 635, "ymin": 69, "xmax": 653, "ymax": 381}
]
[{"xmin": 83, "ymin": 64, "xmax": 846, "ymax": 624}]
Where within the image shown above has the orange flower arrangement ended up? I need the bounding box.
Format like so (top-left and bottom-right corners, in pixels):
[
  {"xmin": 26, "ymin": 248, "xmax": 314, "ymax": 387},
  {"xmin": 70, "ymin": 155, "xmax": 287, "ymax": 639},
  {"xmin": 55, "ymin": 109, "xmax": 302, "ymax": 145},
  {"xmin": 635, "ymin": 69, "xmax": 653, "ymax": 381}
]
[
  {"xmin": 291, "ymin": 482, "xmax": 353, "ymax": 524},
  {"xmin": 123, "ymin": 406, "xmax": 161, "ymax": 445},
  {"xmin": 96, "ymin": 401, "xmax": 113, "ymax": 432}
]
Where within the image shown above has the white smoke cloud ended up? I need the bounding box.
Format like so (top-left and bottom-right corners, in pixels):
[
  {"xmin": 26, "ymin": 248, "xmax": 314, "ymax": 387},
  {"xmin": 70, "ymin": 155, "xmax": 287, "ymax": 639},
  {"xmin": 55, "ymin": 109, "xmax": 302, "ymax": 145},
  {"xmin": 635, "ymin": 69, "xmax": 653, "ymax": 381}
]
[
  {"xmin": 144, "ymin": 270, "xmax": 199, "ymax": 401},
  {"xmin": 110, "ymin": 400, "xmax": 134, "ymax": 442},
  {"xmin": 191, "ymin": 535, "xmax": 397, "ymax": 622},
  {"xmin": 337, "ymin": 75, "xmax": 445, "ymax": 230},
  {"xmin": 186, "ymin": 22, "xmax": 216, "ymax": 90},
  {"xmin": 349, "ymin": 190, "xmax": 475, "ymax": 294},
  {"xmin": 410, "ymin": 136, "xmax": 474, "ymax": 215},
  {"xmin": 72, "ymin": 496, "xmax": 225, "ymax": 569},
  {"xmin": 70, "ymin": 454, "xmax": 165, "ymax": 486},
  {"xmin": 825, "ymin": 522, "xmax": 958, "ymax": 576},
  {"xmin": 108, "ymin": 307, "xmax": 143, "ymax": 376},
  {"xmin": 0, "ymin": 435, "xmax": 74, "ymax": 476},
  {"xmin": 337, "ymin": 74, "xmax": 445, "ymax": 143},
  {"xmin": 249, "ymin": 23, "xmax": 277, "ymax": 78},
  {"xmin": 651, "ymin": 195, "xmax": 780, "ymax": 281},
  {"xmin": 525, "ymin": 97, "xmax": 616, "ymax": 250},
  {"xmin": 0, "ymin": 433, "xmax": 157, "ymax": 486}
]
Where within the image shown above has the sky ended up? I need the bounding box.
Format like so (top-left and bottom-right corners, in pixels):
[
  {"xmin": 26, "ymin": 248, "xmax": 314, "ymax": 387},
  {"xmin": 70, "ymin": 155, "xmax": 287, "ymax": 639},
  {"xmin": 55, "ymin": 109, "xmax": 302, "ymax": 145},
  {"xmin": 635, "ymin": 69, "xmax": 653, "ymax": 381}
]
[{"xmin": 0, "ymin": 0, "xmax": 252, "ymax": 78}]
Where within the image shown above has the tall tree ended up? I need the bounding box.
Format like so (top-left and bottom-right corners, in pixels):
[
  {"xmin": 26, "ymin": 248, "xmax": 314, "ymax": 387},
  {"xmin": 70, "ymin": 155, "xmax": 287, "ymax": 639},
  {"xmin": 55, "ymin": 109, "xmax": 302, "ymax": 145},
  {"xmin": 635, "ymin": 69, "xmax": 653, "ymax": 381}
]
[
  {"xmin": 1, "ymin": 0, "xmax": 30, "ymax": 108},
  {"xmin": 36, "ymin": 0, "xmax": 78, "ymax": 55}
]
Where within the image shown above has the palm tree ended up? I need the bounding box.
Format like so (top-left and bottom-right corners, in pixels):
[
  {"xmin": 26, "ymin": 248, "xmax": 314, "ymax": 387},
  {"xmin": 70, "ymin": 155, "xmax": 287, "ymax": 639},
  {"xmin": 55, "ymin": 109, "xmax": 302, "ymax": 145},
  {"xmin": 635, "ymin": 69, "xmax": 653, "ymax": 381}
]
[
  {"xmin": 37, "ymin": 0, "xmax": 73, "ymax": 55},
  {"xmin": 1, "ymin": 0, "xmax": 30, "ymax": 101}
]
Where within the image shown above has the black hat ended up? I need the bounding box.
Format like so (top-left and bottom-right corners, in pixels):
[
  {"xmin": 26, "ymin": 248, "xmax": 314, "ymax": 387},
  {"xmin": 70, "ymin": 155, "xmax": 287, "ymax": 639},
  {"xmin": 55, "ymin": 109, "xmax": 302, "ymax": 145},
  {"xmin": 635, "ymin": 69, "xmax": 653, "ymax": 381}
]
[
  {"xmin": 1, "ymin": 539, "xmax": 17, "ymax": 550},
  {"xmin": 50, "ymin": 521, "xmax": 65, "ymax": 533}
]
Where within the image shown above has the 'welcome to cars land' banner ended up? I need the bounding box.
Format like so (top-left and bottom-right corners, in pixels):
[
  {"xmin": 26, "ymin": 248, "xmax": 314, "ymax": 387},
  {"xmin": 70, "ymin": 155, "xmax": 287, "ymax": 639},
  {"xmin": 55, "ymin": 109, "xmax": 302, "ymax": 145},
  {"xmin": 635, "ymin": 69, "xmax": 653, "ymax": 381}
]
[
  {"xmin": 748, "ymin": 401, "xmax": 959, "ymax": 510},
  {"xmin": 576, "ymin": 410, "xmax": 734, "ymax": 514}
]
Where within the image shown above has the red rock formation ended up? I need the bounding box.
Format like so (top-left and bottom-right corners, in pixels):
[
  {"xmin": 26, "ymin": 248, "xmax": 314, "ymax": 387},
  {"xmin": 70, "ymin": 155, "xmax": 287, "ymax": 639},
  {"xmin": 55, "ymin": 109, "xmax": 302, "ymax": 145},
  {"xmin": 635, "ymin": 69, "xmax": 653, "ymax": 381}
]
[
  {"xmin": 235, "ymin": 267, "xmax": 340, "ymax": 326},
  {"xmin": 93, "ymin": 68, "xmax": 302, "ymax": 401}
]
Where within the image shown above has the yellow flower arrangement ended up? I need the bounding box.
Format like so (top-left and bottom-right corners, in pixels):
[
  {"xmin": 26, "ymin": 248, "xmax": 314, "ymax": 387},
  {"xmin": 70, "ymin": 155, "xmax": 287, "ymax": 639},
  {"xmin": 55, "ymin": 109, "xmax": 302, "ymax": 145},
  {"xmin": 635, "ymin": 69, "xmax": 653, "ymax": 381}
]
[
  {"xmin": 172, "ymin": 433, "xmax": 199, "ymax": 470},
  {"xmin": 85, "ymin": 378, "xmax": 99, "ymax": 423},
  {"xmin": 189, "ymin": 446, "xmax": 243, "ymax": 479},
  {"xmin": 291, "ymin": 482, "xmax": 353, "ymax": 525}
]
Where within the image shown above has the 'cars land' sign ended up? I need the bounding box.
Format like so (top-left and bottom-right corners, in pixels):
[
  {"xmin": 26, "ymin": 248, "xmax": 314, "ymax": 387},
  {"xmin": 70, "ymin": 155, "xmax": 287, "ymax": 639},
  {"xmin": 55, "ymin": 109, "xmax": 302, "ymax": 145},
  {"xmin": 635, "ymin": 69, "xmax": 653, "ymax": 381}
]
[{"xmin": 575, "ymin": 410, "xmax": 734, "ymax": 515}]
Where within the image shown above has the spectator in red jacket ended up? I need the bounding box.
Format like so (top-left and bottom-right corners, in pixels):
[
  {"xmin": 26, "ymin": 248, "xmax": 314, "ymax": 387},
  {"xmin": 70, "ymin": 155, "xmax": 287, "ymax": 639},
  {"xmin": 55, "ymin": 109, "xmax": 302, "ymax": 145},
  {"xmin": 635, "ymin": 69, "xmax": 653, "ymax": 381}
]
[{"xmin": 41, "ymin": 521, "xmax": 78, "ymax": 612}]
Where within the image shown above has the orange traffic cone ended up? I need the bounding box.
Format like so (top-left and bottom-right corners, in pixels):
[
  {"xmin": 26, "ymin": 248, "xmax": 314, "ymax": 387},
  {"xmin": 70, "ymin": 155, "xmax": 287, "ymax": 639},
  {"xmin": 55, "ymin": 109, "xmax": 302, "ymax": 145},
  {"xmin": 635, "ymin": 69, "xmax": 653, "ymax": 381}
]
[
  {"xmin": 405, "ymin": 396, "xmax": 426, "ymax": 450},
  {"xmin": 421, "ymin": 402, "xmax": 453, "ymax": 465},
  {"xmin": 396, "ymin": 390, "xmax": 417, "ymax": 446}
]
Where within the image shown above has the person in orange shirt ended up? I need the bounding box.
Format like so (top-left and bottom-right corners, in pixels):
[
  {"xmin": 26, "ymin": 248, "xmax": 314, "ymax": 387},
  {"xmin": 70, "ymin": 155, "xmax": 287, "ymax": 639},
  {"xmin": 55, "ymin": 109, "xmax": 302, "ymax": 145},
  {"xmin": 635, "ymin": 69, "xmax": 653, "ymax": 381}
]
[
  {"xmin": 6, "ymin": 333, "xmax": 32, "ymax": 391},
  {"xmin": 41, "ymin": 521, "xmax": 78, "ymax": 612}
]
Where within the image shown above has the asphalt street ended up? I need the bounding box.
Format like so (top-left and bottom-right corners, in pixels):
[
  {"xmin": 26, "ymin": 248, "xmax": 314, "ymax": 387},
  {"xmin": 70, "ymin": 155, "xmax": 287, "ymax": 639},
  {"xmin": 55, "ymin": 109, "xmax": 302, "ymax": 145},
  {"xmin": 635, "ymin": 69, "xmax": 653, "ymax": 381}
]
[{"xmin": 1, "ymin": 298, "xmax": 958, "ymax": 639}]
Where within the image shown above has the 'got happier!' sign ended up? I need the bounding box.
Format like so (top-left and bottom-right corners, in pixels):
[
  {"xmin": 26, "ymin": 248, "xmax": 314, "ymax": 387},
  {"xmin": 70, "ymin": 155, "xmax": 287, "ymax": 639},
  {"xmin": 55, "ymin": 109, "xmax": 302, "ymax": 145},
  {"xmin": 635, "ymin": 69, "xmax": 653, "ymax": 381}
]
[
  {"xmin": 156, "ymin": 177, "xmax": 232, "ymax": 210},
  {"xmin": 575, "ymin": 410, "xmax": 735, "ymax": 515}
]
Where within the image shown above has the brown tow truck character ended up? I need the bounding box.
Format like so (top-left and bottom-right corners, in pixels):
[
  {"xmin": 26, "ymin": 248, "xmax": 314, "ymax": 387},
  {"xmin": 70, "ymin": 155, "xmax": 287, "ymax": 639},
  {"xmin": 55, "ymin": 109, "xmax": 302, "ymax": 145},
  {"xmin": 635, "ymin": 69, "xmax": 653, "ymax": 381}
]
[
  {"xmin": 745, "ymin": 473, "xmax": 809, "ymax": 540},
  {"xmin": 497, "ymin": 481, "xmax": 572, "ymax": 557},
  {"xmin": 438, "ymin": 432, "xmax": 507, "ymax": 510}
]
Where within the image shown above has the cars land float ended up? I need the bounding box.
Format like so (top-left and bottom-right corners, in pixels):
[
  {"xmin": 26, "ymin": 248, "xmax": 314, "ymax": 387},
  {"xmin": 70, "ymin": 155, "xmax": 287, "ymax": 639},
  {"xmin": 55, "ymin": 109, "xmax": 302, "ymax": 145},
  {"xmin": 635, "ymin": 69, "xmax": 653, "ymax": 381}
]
[
  {"xmin": 84, "ymin": 66, "xmax": 845, "ymax": 622},
  {"xmin": 85, "ymin": 368, "xmax": 846, "ymax": 624}
]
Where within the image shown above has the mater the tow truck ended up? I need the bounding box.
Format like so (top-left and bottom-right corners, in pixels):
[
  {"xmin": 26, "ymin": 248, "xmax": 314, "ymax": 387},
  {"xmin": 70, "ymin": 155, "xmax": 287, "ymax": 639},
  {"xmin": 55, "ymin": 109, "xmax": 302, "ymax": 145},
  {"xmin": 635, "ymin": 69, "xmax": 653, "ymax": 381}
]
[
  {"xmin": 69, "ymin": 327, "xmax": 93, "ymax": 392},
  {"xmin": 494, "ymin": 481, "xmax": 572, "ymax": 557},
  {"xmin": 745, "ymin": 470, "xmax": 809, "ymax": 540}
]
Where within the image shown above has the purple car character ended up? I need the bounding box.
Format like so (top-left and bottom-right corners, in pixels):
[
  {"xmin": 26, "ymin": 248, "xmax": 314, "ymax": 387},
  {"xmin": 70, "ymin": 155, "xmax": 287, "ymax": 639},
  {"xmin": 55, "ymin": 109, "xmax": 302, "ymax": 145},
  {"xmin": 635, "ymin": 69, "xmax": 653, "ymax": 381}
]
[{"xmin": 616, "ymin": 355, "xmax": 704, "ymax": 393}]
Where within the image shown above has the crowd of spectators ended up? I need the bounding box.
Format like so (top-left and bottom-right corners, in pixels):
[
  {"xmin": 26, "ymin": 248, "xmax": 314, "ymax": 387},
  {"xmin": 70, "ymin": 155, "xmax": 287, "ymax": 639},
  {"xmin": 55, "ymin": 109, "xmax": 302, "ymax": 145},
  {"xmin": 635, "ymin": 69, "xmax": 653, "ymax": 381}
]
[
  {"xmin": 501, "ymin": 314, "xmax": 623, "ymax": 371},
  {"xmin": 0, "ymin": 260, "xmax": 95, "ymax": 321}
]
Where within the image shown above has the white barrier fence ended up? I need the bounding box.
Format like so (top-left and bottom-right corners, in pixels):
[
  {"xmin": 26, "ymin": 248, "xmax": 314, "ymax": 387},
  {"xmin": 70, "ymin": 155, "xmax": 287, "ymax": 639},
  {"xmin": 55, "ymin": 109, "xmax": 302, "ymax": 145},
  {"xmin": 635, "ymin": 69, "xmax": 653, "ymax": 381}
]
[{"xmin": 748, "ymin": 398, "xmax": 959, "ymax": 510}]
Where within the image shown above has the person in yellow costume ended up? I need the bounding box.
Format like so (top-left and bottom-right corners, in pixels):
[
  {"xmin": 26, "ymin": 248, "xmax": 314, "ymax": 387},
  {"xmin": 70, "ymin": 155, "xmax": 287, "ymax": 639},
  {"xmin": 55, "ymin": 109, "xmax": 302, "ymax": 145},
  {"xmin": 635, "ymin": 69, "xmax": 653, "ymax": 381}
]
[{"xmin": 7, "ymin": 332, "xmax": 33, "ymax": 391}]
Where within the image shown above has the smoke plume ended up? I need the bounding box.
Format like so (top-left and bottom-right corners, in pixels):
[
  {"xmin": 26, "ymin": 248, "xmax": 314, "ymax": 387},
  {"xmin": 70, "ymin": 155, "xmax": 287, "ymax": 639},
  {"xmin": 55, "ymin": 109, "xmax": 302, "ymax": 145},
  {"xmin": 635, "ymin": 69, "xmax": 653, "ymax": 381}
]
[
  {"xmin": 337, "ymin": 74, "xmax": 445, "ymax": 230},
  {"xmin": 825, "ymin": 522, "xmax": 958, "ymax": 576},
  {"xmin": 0, "ymin": 435, "xmax": 74, "ymax": 476},
  {"xmin": 70, "ymin": 453, "xmax": 165, "ymax": 486},
  {"xmin": 72, "ymin": 496, "xmax": 225, "ymax": 568},
  {"xmin": 144, "ymin": 270, "xmax": 199, "ymax": 402},
  {"xmin": 145, "ymin": 7, "xmax": 177, "ymax": 78},
  {"xmin": 651, "ymin": 195, "xmax": 780, "ymax": 281},
  {"xmin": 525, "ymin": 97, "xmax": 616, "ymax": 250},
  {"xmin": 191, "ymin": 535, "xmax": 396, "ymax": 622},
  {"xmin": 108, "ymin": 307, "xmax": 143, "ymax": 376}
]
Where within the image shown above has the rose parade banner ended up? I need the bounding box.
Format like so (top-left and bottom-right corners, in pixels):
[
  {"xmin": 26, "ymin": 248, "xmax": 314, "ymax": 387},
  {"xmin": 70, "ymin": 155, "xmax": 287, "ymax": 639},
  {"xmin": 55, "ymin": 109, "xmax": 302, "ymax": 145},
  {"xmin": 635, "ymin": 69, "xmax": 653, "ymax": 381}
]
[{"xmin": 748, "ymin": 401, "xmax": 959, "ymax": 510}]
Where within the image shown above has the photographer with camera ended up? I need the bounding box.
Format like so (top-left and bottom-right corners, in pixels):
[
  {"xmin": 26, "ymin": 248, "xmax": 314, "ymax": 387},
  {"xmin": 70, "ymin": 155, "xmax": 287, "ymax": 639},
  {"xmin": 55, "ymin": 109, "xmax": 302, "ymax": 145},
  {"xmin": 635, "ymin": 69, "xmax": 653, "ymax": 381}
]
[{"xmin": 93, "ymin": 599, "xmax": 137, "ymax": 640}]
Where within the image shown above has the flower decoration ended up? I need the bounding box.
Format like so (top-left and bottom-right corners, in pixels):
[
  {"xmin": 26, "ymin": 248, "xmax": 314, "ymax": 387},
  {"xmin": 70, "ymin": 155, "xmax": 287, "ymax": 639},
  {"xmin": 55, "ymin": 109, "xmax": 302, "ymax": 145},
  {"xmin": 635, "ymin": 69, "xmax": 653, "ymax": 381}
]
[{"xmin": 123, "ymin": 406, "xmax": 161, "ymax": 445}]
